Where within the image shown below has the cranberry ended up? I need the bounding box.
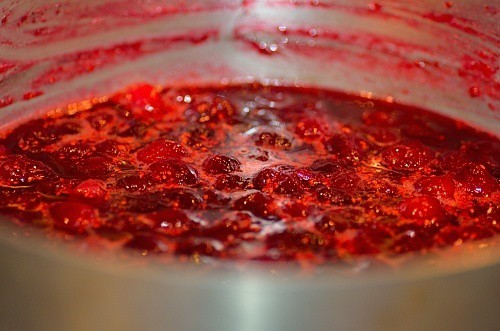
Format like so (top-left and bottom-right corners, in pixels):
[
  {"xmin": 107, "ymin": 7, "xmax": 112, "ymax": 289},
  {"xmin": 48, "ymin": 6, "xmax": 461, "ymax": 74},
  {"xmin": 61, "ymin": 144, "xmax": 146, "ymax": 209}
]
[
  {"xmin": 49, "ymin": 202, "xmax": 99, "ymax": 234},
  {"xmin": 454, "ymin": 162, "xmax": 498, "ymax": 197},
  {"xmin": 73, "ymin": 156, "xmax": 115, "ymax": 179},
  {"xmin": 233, "ymin": 192, "xmax": 276, "ymax": 220},
  {"xmin": 202, "ymin": 155, "xmax": 241, "ymax": 175},
  {"xmin": 5, "ymin": 119, "xmax": 59, "ymax": 152},
  {"xmin": 214, "ymin": 174, "xmax": 249, "ymax": 191},
  {"xmin": 330, "ymin": 170, "xmax": 361, "ymax": 191},
  {"xmin": 202, "ymin": 214, "xmax": 252, "ymax": 241},
  {"xmin": 381, "ymin": 142, "xmax": 433, "ymax": 171},
  {"xmin": 252, "ymin": 165, "xmax": 304, "ymax": 195},
  {"xmin": 116, "ymin": 172, "xmax": 151, "ymax": 192},
  {"xmin": 390, "ymin": 226, "xmax": 433, "ymax": 254},
  {"xmin": 125, "ymin": 233, "xmax": 169, "ymax": 254},
  {"xmin": 137, "ymin": 139, "xmax": 188, "ymax": 164},
  {"xmin": 70, "ymin": 179, "xmax": 108, "ymax": 201},
  {"xmin": 95, "ymin": 140, "xmax": 129, "ymax": 158},
  {"xmin": 159, "ymin": 188, "xmax": 203, "ymax": 209},
  {"xmin": 0, "ymin": 155, "xmax": 53, "ymax": 186},
  {"xmin": 323, "ymin": 134, "xmax": 361, "ymax": 164},
  {"xmin": 462, "ymin": 140, "xmax": 500, "ymax": 175},
  {"xmin": 415, "ymin": 175, "xmax": 456, "ymax": 199},
  {"xmin": 54, "ymin": 141, "xmax": 96, "ymax": 160},
  {"xmin": 255, "ymin": 132, "xmax": 292, "ymax": 149},
  {"xmin": 295, "ymin": 118, "xmax": 326, "ymax": 139},
  {"xmin": 145, "ymin": 209, "xmax": 198, "ymax": 236},
  {"xmin": 148, "ymin": 159, "xmax": 199, "ymax": 186},
  {"xmin": 399, "ymin": 196, "xmax": 447, "ymax": 222}
]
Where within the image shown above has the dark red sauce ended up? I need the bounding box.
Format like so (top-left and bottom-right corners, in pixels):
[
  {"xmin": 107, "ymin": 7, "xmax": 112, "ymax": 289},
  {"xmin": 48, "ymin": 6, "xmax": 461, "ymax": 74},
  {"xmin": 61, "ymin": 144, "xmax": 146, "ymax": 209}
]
[{"xmin": 0, "ymin": 84, "xmax": 498, "ymax": 263}]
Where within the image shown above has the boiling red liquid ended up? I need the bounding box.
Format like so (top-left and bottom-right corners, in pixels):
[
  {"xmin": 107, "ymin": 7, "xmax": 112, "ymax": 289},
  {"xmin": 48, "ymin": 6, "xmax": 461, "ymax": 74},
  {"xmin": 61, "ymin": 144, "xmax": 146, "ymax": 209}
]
[{"xmin": 0, "ymin": 84, "xmax": 498, "ymax": 263}]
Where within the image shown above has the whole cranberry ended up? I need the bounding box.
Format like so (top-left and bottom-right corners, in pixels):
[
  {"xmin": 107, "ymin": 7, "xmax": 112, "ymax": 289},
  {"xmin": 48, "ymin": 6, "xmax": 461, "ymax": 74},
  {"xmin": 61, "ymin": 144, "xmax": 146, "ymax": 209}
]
[
  {"xmin": 202, "ymin": 155, "xmax": 241, "ymax": 176},
  {"xmin": 0, "ymin": 155, "xmax": 53, "ymax": 186},
  {"xmin": 255, "ymin": 132, "xmax": 292, "ymax": 149},
  {"xmin": 148, "ymin": 159, "xmax": 199, "ymax": 186},
  {"xmin": 137, "ymin": 139, "xmax": 188, "ymax": 164},
  {"xmin": 415, "ymin": 175, "xmax": 456, "ymax": 199},
  {"xmin": 381, "ymin": 142, "xmax": 433, "ymax": 171},
  {"xmin": 455, "ymin": 162, "xmax": 498, "ymax": 197},
  {"xmin": 233, "ymin": 192, "xmax": 276, "ymax": 220},
  {"xmin": 399, "ymin": 196, "xmax": 447, "ymax": 222}
]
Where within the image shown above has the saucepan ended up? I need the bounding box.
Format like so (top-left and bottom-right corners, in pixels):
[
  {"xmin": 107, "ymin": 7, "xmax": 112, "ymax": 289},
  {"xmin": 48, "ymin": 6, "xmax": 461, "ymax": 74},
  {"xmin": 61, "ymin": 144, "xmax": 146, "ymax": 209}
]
[{"xmin": 0, "ymin": 1, "xmax": 498, "ymax": 330}]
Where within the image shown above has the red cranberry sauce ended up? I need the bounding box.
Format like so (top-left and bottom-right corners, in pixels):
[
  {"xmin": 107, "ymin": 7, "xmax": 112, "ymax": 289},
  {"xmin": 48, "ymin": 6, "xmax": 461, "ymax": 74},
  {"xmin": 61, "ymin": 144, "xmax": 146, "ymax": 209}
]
[{"xmin": 0, "ymin": 84, "xmax": 498, "ymax": 263}]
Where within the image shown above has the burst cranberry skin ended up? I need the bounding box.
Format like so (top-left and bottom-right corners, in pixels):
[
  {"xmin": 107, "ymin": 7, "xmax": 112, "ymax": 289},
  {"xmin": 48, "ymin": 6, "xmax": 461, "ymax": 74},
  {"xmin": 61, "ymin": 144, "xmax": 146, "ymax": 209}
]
[
  {"xmin": 233, "ymin": 192, "xmax": 276, "ymax": 220},
  {"xmin": 49, "ymin": 202, "xmax": 99, "ymax": 234},
  {"xmin": 381, "ymin": 142, "xmax": 433, "ymax": 171},
  {"xmin": 148, "ymin": 159, "xmax": 199, "ymax": 186},
  {"xmin": 399, "ymin": 196, "xmax": 447, "ymax": 222},
  {"xmin": 202, "ymin": 155, "xmax": 241, "ymax": 176},
  {"xmin": 0, "ymin": 155, "xmax": 53, "ymax": 186},
  {"xmin": 255, "ymin": 132, "xmax": 292, "ymax": 149},
  {"xmin": 137, "ymin": 139, "xmax": 188, "ymax": 164},
  {"xmin": 454, "ymin": 162, "xmax": 498, "ymax": 197},
  {"xmin": 415, "ymin": 175, "xmax": 456, "ymax": 199}
]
